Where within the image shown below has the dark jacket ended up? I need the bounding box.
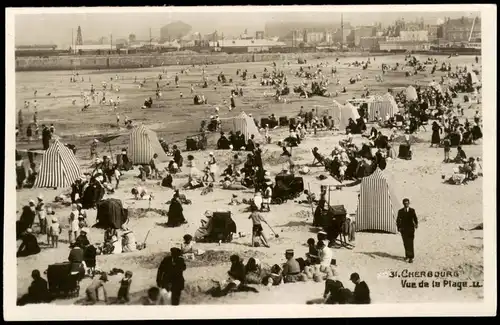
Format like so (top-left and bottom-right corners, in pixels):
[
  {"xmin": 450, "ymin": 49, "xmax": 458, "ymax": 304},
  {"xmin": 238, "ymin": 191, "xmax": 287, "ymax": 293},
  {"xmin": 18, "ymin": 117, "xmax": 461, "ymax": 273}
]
[
  {"xmin": 353, "ymin": 281, "xmax": 371, "ymax": 304},
  {"xmin": 228, "ymin": 261, "xmax": 246, "ymax": 283},
  {"xmin": 157, "ymin": 255, "xmax": 186, "ymax": 290},
  {"xmin": 396, "ymin": 207, "xmax": 418, "ymax": 234},
  {"xmin": 28, "ymin": 277, "xmax": 50, "ymax": 303}
]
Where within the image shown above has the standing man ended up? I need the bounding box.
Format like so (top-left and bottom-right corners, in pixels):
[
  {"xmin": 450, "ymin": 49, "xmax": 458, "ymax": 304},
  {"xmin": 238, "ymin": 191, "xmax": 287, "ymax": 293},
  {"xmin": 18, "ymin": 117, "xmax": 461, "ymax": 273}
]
[
  {"xmin": 41, "ymin": 125, "xmax": 51, "ymax": 150},
  {"xmin": 396, "ymin": 198, "xmax": 418, "ymax": 263},
  {"xmin": 156, "ymin": 247, "xmax": 186, "ymax": 306}
]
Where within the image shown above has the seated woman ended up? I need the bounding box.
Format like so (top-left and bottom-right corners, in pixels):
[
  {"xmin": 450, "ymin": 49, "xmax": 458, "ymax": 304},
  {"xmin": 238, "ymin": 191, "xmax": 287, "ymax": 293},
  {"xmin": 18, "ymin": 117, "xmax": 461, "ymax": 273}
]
[
  {"xmin": 208, "ymin": 254, "xmax": 258, "ymax": 297},
  {"xmin": 167, "ymin": 160, "xmax": 179, "ymax": 174},
  {"xmin": 244, "ymin": 257, "xmax": 267, "ymax": 285},
  {"xmin": 221, "ymin": 164, "xmax": 234, "ymax": 177},
  {"xmin": 324, "ymin": 279, "xmax": 354, "ymax": 304},
  {"xmin": 217, "ymin": 133, "xmax": 230, "ymax": 150},
  {"xmin": 305, "ymin": 238, "xmax": 321, "ymax": 265},
  {"xmin": 194, "ymin": 210, "xmax": 214, "ymax": 242},
  {"xmin": 221, "ymin": 176, "xmax": 247, "ymax": 191},
  {"xmin": 161, "ymin": 171, "xmax": 173, "ymax": 188},
  {"xmin": 368, "ymin": 127, "xmax": 378, "ymax": 141},
  {"xmin": 311, "ymin": 147, "xmax": 325, "ymax": 166},
  {"xmin": 17, "ymin": 228, "xmax": 40, "ymax": 258},
  {"xmin": 262, "ymin": 264, "xmax": 283, "ymax": 287},
  {"xmin": 453, "ymin": 146, "xmax": 467, "ymax": 164}
]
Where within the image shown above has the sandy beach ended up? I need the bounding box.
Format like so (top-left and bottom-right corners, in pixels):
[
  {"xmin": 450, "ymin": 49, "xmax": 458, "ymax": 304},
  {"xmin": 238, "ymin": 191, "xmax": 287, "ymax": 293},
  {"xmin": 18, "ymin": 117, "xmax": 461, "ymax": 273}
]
[{"xmin": 14, "ymin": 53, "xmax": 484, "ymax": 305}]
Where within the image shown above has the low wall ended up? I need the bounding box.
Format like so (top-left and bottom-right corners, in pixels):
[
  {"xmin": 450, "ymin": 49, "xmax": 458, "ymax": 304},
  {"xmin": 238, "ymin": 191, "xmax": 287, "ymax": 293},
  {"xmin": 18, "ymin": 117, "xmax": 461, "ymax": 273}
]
[
  {"xmin": 15, "ymin": 51, "xmax": 385, "ymax": 72},
  {"xmin": 15, "ymin": 53, "xmax": 284, "ymax": 72}
]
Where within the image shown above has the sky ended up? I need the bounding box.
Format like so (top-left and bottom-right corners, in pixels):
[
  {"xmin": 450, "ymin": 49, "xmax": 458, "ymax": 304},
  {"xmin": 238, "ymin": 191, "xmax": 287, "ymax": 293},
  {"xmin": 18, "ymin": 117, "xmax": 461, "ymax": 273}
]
[{"xmin": 13, "ymin": 9, "xmax": 480, "ymax": 47}]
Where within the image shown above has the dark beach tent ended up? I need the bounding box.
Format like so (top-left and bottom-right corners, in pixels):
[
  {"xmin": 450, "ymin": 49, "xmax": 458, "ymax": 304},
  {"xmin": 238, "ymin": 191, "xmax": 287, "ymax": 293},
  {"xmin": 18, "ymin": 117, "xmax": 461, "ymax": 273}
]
[
  {"xmin": 209, "ymin": 211, "xmax": 237, "ymax": 242},
  {"xmin": 94, "ymin": 198, "xmax": 129, "ymax": 229}
]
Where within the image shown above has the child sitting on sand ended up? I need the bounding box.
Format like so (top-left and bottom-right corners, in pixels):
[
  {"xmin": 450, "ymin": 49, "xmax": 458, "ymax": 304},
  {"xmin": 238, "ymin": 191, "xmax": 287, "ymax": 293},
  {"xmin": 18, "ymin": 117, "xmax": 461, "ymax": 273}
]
[{"xmin": 181, "ymin": 234, "xmax": 195, "ymax": 260}]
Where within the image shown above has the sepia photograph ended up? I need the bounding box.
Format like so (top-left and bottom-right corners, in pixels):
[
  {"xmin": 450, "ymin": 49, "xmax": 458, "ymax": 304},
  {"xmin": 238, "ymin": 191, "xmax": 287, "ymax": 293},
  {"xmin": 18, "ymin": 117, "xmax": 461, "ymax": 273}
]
[{"xmin": 4, "ymin": 4, "xmax": 497, "ymax": 320}]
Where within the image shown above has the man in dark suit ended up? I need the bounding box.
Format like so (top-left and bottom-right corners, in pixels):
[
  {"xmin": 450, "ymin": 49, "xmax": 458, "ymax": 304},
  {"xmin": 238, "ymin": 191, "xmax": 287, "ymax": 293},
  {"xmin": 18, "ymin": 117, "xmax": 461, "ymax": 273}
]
[
  {"xmin": 156, "ymin": 247, "xmax": 186, "ymax": 305},
  {"xmin": 396, "ymin": 198, "xmax": 418, "ymax": 263}
]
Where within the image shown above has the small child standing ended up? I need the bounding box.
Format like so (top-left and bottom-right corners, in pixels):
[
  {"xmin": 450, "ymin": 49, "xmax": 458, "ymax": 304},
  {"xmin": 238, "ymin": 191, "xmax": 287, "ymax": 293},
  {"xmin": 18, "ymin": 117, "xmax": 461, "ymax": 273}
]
[
  {"xmin": 49, "ymin": 217, "xmax": 62, "ymax": 248},
  {"xmin": 78, "ymin": 216, "xmax": 88, "ymax": 232},
  {"xmin": 117, "ymin": 271, "xmax": 133, "ymax": 303},
  {"xmin": 338, "ymin": 161, "xmax": 347, "ymax": 183}
]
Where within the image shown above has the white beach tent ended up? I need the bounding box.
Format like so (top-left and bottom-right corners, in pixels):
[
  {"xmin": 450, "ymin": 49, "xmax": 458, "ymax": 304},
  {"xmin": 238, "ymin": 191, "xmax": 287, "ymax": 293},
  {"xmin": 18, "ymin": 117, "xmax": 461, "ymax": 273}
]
[
  {"xmin": 356, "ymin": 168, "xmax": 399, "ymax": 234},
  {"xmin": 128, "ymin": 124, "xmax": 169, "ymax": 165},
  {"xmin": 33, "ymin": 139, "xmax": 81, "ymax": 188},
  {"xmin": 232, "ymin": 112, "xmax": 263, "ymax": 142},
  {"xmin": 332, "ymin": 100, "xmax": 360, "ymax": 130},
  {"xmin": 406, "ymin": 85, "xmax": 418, "ymax": 101}
]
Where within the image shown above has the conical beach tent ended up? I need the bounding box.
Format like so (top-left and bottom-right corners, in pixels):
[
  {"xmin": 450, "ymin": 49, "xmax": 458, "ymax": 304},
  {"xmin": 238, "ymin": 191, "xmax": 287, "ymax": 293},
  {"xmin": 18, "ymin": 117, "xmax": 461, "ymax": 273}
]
[
  {"xmin": 128, "ymin": 124, "xmax": 169, "ymax": 165},
  {"xmin": 332, "ymin": 100, "xmax": 360, "ymax": 130},
  {"xmin": 232, "ymin": 112, "xmax": 263, "ymax": 142},
  {"xmin": 405, "ymin": 86, "xmax": 418, "ymax": 101},
  {"xmin": 356, "ymin": 168, "xmax": 399, "ymax": 233},
  {"xmin": 33, "ymin": 139, "xmax": 81, "ymax": 188}
]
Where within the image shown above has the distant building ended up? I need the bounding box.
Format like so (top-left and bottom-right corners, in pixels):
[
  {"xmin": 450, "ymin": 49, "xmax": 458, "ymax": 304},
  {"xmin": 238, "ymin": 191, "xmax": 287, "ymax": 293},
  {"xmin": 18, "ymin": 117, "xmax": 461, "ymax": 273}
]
[
  {"xmin": 333, "ymin": 28, "xmax": 352, "ymax": 45},
  {"xmin": 350, "ymin": 26, "xmax": 377, "ymax": 47},
  {"xmin": 379, "ymin": 38, "xmax": 430, "ymax": 51},
  {"xmin": 399, "ymin": 30, "xmax": 429, "ymax": 42},
  {"xmin": 216, "ymin": 39, "xmax": 286, "ymax": 53},
  {"xmin": 359, "ymin": 36, "xmax": 386, "ymax": 50},
  {"xmin": 427, "ymin": 25, "xmax": 440, "ymax": 43},
  {"xmin": 255, "ymin": 31, "xmax": 265, "ymax": 40},
  {"xmin": 305, "ymin": 31, "xmax": 325, "ymax": 44},
  {"xmin": 441, "ymin": 16, "xmax": 481, "ymax": 43}
]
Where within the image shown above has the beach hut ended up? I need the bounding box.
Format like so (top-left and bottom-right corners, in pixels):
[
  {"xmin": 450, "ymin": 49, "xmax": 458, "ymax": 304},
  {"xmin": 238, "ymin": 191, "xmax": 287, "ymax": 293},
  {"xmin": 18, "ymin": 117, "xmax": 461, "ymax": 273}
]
[
  {"xmin": 232, "ymin": 112, "xmax": 263, "ymax": 142},
  {"xmin": 366, "ymin": 95, "xmax": 399, "ymax": 121},
  {"xmin": 356, "ymin": 168, "xmax": 399, "ymax": 234},
  {"xmin": 33, "ymin": 139, "xmax": 81, "ymax": 188},
  {"xmin": 406, "ymin": 86, "xmax": 418, "ymax": 101},
  {"xmin": 128, "ymin": 124, "xmax": 169, "ymax": 165},
  {"xmin": 331, "ymin": 101, "xmax": 360, "ymax": 130}
]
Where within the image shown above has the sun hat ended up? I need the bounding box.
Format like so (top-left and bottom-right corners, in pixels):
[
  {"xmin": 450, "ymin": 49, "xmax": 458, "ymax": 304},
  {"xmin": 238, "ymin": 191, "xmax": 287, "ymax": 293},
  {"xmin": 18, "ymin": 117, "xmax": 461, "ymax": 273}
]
[
  {"xmin": 204, "ymin": 210, "xmax": 213, "ymax": 218},
  {"xmin": 52, "ymin": 216, "xmax": 58, "ymax": 223},
  {"xmin": 37, "ymin": 194, "xmax": 43, "ymax": 200},
  {"xmin": 28, "ymin": 199, "xmax": 35, "ymax": 205}
]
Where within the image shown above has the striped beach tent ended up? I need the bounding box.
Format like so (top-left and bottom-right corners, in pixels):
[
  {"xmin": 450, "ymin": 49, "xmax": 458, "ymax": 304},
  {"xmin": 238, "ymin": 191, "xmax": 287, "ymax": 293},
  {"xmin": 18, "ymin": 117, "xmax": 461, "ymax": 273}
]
[
  {"xmin": 366, "ymin": 95, "xmax": 399, "ymax": 121},
  {"xmin": 232, "ymin": 112, "xmax": 263, "ymax": 142},
  {"xmin": 356, "ymin": 168, "xmax": 399, "ymax": 234},
  {"xmin": 128, "ymin": 124, "xmax": 169, "ymax": 165},
  {"xmin": 33, "ymin": 139, "xmax": 81, "ymax": 188}
]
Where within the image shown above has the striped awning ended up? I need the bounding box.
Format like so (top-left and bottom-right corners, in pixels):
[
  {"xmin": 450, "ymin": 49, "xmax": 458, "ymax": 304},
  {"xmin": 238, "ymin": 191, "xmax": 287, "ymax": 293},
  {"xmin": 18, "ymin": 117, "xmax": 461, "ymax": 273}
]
[
  {"xmin": 128, "ymin": 124, "xmax": 169, "ymax": 165},
  {"xmin": 356, "ymin": 168, "xmax": 399, "ymax": 234},
  {"xmin": 33, "ymin": 139, "xmax": 81, "ymax": 188}
]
